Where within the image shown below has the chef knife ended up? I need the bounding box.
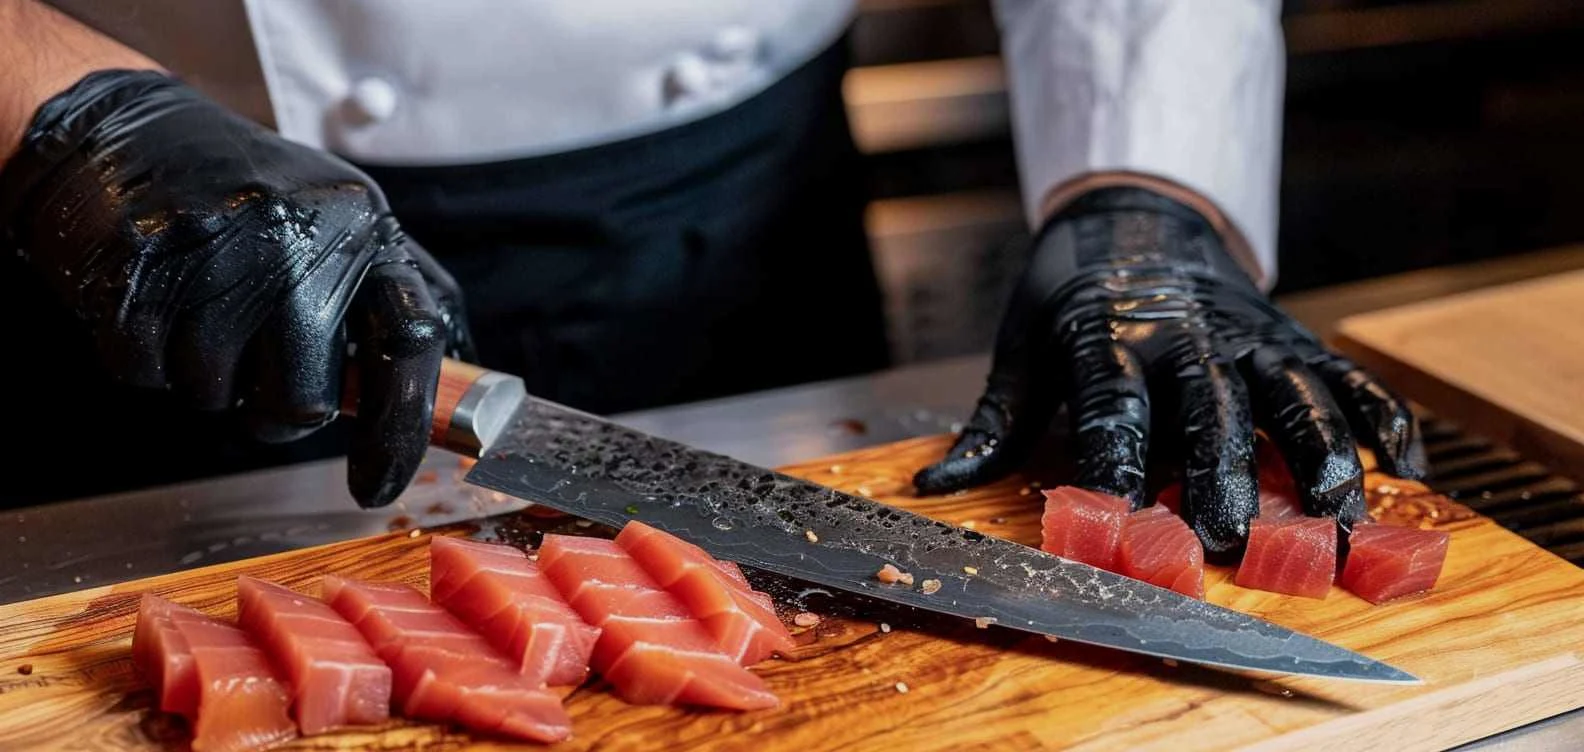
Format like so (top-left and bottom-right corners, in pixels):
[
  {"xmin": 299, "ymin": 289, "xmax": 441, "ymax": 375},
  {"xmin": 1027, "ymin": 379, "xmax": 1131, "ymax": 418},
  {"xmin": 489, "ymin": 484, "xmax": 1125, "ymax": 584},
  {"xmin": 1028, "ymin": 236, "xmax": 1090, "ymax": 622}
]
[{"xmin": 384, "ymin": 359, "xmax": 1418, "ymax": 684}]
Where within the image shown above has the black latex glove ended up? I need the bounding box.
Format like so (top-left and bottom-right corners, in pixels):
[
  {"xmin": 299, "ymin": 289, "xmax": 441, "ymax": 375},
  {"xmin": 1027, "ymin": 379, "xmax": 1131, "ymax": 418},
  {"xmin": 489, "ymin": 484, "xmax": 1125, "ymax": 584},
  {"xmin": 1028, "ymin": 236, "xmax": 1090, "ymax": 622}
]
[
  {"xmin": 0, "ymin": 70, "xmax": 474, "ymax": 507},
  {"xmin": 914, "ymin": 187, "xmax": 1427, "ymax": 553}
]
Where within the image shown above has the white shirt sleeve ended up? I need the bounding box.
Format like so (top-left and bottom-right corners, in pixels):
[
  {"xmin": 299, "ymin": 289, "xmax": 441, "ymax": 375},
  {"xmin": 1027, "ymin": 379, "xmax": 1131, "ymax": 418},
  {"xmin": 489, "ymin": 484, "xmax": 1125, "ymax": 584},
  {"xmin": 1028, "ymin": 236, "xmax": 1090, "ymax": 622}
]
[{"xmin": 994, "ymin": 0, "xmax": 1286, "ymax": 285}]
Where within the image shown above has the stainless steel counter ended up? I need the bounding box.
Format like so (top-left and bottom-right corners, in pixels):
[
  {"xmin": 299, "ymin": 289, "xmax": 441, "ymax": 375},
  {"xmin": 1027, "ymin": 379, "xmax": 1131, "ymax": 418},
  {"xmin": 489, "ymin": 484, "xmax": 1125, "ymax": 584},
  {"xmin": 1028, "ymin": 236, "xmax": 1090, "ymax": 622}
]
[{"xmin": 0, "ymin": 354, "xmax": 991, "ymax": 605}]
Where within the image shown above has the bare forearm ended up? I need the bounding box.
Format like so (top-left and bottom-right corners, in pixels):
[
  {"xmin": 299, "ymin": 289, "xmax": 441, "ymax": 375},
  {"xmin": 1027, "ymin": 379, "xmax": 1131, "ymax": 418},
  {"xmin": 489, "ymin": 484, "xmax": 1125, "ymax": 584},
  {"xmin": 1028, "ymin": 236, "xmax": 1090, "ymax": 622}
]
[{"xmin": 0, "ymin": 0, "xmax": 160, "ymax": 165}]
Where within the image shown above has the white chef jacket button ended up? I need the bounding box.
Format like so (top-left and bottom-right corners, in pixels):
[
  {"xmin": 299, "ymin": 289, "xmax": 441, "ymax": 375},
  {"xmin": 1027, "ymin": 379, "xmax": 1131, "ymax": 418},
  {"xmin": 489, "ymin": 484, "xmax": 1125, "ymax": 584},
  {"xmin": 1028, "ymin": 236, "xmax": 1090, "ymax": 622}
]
[
  {"xmin": 346, "ymin": 77, "xmax": 399, "ymax": 124},
  {"xmin": 708, "ymin": 26, "xmax": 763, "ymax": 64},
  {"xmin": 662, "ymin": 53, "xmax": 712, "ymax": 105}
]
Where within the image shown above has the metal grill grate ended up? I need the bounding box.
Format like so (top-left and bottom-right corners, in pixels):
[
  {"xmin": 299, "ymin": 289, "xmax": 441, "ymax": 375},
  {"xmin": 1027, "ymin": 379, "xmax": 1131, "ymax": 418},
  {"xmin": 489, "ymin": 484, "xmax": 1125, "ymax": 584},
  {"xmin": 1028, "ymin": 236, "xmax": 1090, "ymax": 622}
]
[{"xmin": 1422, "ymin": 415, "xmax": 1584, "ymax": 567}]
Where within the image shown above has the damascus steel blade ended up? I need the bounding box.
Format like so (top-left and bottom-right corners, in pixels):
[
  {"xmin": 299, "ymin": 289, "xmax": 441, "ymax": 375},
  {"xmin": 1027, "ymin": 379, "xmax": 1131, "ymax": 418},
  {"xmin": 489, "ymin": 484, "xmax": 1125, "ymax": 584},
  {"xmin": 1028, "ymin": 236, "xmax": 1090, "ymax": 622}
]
[{"xmin": 466, "ymin": 397, "xmax": 1417, "ymax": 683}]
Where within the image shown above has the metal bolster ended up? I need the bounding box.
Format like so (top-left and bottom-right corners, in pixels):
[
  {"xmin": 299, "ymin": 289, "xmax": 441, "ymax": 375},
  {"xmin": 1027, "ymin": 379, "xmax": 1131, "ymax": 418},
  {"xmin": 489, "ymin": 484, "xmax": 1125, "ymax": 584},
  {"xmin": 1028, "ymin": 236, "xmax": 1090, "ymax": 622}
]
[{"xmin": 447, "ymin": 372, "xmax": 528, "ymax": 456}]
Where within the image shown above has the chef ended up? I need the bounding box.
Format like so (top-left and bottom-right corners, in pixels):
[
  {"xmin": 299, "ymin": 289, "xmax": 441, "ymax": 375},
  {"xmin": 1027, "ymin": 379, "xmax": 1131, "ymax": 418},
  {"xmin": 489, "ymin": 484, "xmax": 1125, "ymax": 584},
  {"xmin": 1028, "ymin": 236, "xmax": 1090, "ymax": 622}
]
[{"xmin": 0, "ymin": 0, "xmax": 1424, "ymax": 552}]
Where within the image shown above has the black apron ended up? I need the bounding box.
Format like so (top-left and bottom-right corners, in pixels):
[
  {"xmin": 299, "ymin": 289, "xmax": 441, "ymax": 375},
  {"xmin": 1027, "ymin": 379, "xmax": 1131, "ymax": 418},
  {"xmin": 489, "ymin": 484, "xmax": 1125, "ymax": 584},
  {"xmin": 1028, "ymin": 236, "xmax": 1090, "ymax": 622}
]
[{"xmin": 0, "ymin": 39, "xmax": 888, "ymax": 506}]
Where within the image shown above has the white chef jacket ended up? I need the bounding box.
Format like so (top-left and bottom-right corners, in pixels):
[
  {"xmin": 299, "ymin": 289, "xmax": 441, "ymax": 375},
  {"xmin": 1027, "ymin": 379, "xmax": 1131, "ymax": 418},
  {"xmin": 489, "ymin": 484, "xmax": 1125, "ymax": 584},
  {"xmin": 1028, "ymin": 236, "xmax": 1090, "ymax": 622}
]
[{"xmin": 40, "ymin": 0, "xmax": 1284, "ymax": 284}]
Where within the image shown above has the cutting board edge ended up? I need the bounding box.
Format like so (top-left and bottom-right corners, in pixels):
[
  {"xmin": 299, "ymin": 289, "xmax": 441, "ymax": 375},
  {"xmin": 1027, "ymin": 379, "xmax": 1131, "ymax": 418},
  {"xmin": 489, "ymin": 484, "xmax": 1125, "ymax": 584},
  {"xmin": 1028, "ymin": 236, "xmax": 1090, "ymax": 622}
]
[
  {"xmin": 1333, "ymin": 325, "xmax": 1584, "ymax": 483},
  {"xmin": 1238, "ymin": 652, "xmax": 1584, "ymax": 752},
  {"xmin": 1331, "ymin": 268, "xmax": 1584, "ymax": 326}
]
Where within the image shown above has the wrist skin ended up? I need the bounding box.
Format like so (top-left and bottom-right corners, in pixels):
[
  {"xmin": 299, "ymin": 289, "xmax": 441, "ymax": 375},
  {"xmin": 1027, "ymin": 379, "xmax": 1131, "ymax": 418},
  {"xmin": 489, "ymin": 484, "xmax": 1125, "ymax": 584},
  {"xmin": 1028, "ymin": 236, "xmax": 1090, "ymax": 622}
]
[{"xmin": 0, "ymin": 0, "xmax": 162, "ymax": 166}]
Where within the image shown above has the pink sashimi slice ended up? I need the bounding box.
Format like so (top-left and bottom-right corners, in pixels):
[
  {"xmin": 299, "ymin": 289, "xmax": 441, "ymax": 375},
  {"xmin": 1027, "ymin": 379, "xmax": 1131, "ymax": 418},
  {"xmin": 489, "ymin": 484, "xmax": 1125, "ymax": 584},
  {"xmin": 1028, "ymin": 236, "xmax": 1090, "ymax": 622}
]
[
  {"xmin": 1341, "ymin": 523, "xmax": 1451, "ymax": 604},
  {"xmin": 1119, "ymin": 506, "xmax": 1205, "ymax": 599},
  {"xmin": 614, "ymin": 521, "xmax": 794, "ymax": 665},
  {"xmin": 1158, "ymin": 480, "xmax": 1302, "ymax": 520},
  {"xmin": 1258, "ymin": 485, "xmax": 1306, "ymax": 520},
  {"xmin": 429, "ymin": 536, "xmax": 600, "ymax": 686},
  {"xmin": 132, "ymin": 593, "xmax": 199, "ymax": 718},
  {"xmin": 1256, "ymin": 438, "xmax": 1297, "ymax": 490},
  {"xmin": 1155, "ymin": 484, "xmax": 1182, "ymax": 515},
  {"xmin": 236, "ymin": 576, "xmax": 391, "ymax": 735},
  {"xmin": 321, "ymin": 576, "xmax": 571, "ymax": 744},
  {"xmin": 1159, "ymin": 442, "xmax": 1305, "ymax": 520},
  {"xmin": 713, "ymin": 560, "xmax": 750, "ymax": 587},
  {"xmin": 135, "ymin": 594, "xmax": 297, "ymax": 752},
  {"xmin": 1040, "ymin": 487, "xmax": 1131, "ymax": 572},
  {"xmin": 537, "ymin": 534, "xmax": 778, "ymax": 710},
  {"xmin": 1235, "ymin": 517, "xmax": 1337, "ymax": 599},
  {"xmin": 1256, "ymin": 440, "xmax": 1306, "ymax": 519}
]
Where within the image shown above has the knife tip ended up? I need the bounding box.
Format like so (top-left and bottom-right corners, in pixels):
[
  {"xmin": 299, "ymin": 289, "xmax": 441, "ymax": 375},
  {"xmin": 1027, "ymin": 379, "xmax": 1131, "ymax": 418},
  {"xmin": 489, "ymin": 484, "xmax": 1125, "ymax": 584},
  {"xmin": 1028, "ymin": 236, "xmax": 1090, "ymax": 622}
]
[
  {"xmin": 1190, "ymin": 641, "xmax": 1422, "ymax": 685},
  {"xmin": 1277, "ymin": 655, "xmax": 1420, "ymax": 685},
  {"xmin": 1347, "ymin": 662, "xmax": 1421, "ymax": 685}
]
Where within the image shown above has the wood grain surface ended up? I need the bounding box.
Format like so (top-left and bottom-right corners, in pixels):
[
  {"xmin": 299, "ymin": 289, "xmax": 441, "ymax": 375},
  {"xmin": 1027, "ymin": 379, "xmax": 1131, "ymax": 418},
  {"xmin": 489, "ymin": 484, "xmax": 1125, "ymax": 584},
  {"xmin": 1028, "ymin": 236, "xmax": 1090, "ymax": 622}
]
[
  {"xmin": 1, "ymin": 435, "xmax": 1582, "ymax": 752},
  {"xmin": 1335, "ymin": 269, "xmax": 1584, "ymax": 483}
]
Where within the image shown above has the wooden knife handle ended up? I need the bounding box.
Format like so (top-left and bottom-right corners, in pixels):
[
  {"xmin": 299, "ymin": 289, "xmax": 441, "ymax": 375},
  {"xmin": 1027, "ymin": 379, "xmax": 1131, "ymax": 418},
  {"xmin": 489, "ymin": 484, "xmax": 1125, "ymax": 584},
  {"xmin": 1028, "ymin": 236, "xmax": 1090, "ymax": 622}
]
[
  {"xmin": 431, "ymin": 359, "xmax": 490, "ymax": 445},
  {"xmin": 343, "ymin": 357, "xmax": 527, "ymax": 457}
]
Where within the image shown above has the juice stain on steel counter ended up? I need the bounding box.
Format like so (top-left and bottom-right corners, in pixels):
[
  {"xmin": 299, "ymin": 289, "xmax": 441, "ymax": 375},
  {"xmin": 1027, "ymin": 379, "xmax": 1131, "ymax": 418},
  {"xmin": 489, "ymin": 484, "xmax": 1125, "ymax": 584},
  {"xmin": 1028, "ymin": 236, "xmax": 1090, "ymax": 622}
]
[{"xmin": 829, "ymin": 419, "xmax": 869, "ymax": 436}]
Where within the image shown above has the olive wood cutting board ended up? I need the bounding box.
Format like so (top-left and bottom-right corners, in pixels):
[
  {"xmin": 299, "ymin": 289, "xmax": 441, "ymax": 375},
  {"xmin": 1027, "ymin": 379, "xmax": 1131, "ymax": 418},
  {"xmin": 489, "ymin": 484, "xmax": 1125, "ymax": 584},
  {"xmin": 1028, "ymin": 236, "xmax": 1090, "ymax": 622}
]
[
  {"xmin": 1335, "ymin": 269, "xmax": 1584, "ymax": 483},
  {"xmin": 1, "ymin": 435, "xmax": 1582, "ymax": 752}
]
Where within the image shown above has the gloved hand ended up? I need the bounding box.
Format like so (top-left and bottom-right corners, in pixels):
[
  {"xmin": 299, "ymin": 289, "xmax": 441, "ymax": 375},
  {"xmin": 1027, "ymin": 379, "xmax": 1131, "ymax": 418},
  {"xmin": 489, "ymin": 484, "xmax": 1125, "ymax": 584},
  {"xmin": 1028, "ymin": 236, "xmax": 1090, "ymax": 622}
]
[
  {"xmin": 914, "ymin": 187, "xmax": 1426, "ymax": 553},
  {"xmin": 0, "ymin": 70, "xmax": 473, "ymax": 507}
]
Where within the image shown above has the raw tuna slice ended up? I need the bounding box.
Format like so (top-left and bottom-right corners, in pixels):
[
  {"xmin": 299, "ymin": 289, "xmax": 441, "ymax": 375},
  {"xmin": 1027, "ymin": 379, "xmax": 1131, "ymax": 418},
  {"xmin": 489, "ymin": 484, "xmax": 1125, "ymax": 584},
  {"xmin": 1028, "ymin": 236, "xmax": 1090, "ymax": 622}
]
[
  {"xmin": 1256, "ymin": 441, "xmax": 1305, "ymax": 519},
  {"xmin": 713, "ymin": 560, "xmax": 750, "ymax": 587},
  {"xmin": 1158, "ymin": 445, "xmax": 1305, "ymax": 520},
  {"xmin": 1119, "ymin": 506, "xmax": 1205, "ymax": 598},
  {"xmin": 1040, "ymin": 487, "xmax": 1131, "ymax": 572},
  {"xmin": 236, "ymin": 577, "xmax": 391, "ymax": 734},
  {"xmin": 1154, "ymin": 480, "xmax": 1300, "ymax": 520},
  {"xmin": 1258, "ymin": 486, "xmax": 1305, "ymax": 520},
  {"xmin": 614, "ymin": 521, "xmax": 794, "ymax": 666},
  {"xmin": 429, "ymin": 536, "xmax": 600, "ymax": 686},
  {"xmin": 1256, "ymin": 438, "xmax": 1296, "ymax": 488},
  {"xmin": 132, "ymin": 593, "xmax": 199, "ymax": 717},
  {"xmin": 1155, "ymin": 484, "xmax": 1182, "ymax": 516},
  {"xmin": 321, "ymin": 576, "xmax": 571, "ymax": 744},
  {"xmin": 1341, "ymin": 524, "xmax": 1451, "ymax": 604},
  {"xmin": 537, "ymin": 534, "xmax": 778, "ymax": 710},
  {"xmin": 1235, "ymin": 517, "xmax": 1337, "ymax": 599},
  {"xmin": 134, "ymin": 594, "xmax": 297, "ymax": 752}
]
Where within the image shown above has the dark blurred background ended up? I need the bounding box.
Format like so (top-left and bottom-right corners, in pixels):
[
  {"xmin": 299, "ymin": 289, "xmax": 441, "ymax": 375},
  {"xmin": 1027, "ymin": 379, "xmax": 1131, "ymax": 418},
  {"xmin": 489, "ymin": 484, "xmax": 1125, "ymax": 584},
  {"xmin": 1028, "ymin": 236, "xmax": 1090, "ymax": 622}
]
[{"xmin": 847, "ymin": 0, "xmax": 1584, "ymax": 364}]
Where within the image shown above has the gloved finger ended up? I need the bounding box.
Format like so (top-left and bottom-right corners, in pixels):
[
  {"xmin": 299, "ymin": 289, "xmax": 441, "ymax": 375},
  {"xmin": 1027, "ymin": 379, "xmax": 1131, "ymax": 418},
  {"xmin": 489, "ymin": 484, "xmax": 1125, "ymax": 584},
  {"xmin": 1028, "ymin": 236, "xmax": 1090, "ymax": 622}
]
[
  {"xmin": 1173, "ymin": 355, "xmax": 1259, "ymax": 555},
  {"xmin": 95, "ymin": 312, "xmax": 174, "ymax": 392},
  {"xmin": 1065, "ymin": 337, "xmax": 1150, "ymax": 507},
  {"xmin": 1301, "ymin": 350, "xmax": 1428, "ymax": 480},
  {"xmin": 404, "ymin": 238, "xmax": 477, "ymax": 363},
  {"xmin": 243, "ymin": 306, "xmax": 346, "ymax": 444},
  {"xmin": 1242, "ymin": 345, "xmax": 1367, "ymax": 527},
  {"xmin": 913, "ymin": 286, "xmax": 1057, "ymax": 495},
  {"xmin": 165, "ymin": 307, "xmax": 253, "ymax": 411},
  {"xmin": 345, "ymin": 238, "xmax": 447, "ymax": 508}
]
